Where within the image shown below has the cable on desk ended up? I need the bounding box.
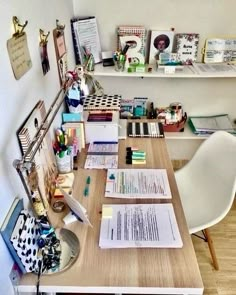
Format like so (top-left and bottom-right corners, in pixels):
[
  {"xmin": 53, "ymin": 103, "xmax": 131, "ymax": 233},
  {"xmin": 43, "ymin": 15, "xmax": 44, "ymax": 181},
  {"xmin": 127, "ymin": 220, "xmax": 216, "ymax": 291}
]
[{"xmin": 36, "ymin": 255, "xmax": 43, "ymax": 295}]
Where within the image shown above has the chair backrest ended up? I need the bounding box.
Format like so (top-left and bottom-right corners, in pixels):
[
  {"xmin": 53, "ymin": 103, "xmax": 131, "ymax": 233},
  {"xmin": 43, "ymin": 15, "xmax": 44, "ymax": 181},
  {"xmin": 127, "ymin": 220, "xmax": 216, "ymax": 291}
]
[{"xmin": 175, "ymin": 131, "xmax": 236, "ymax": 230}]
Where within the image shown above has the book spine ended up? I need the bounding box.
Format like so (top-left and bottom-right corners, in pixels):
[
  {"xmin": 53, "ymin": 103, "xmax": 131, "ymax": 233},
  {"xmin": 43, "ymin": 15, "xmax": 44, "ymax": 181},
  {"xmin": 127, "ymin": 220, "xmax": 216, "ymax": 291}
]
[{"xmin": 71, "ymin": 18, "xmax": 82, "ymax": 65}]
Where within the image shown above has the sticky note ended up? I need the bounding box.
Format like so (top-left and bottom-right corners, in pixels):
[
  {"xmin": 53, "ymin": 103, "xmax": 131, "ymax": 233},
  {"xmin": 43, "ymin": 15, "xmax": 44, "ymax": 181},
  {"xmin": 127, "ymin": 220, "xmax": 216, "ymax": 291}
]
[{"xmin": 102, "ymin": 207, "xmax": 113, "ymax": 219}]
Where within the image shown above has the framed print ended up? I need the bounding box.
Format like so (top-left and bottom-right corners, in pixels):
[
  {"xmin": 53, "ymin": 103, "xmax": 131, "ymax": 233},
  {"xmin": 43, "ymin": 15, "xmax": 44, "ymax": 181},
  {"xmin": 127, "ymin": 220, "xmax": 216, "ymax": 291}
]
[
  {"xmin": 175, "ymin": 33, "xmax": 199, "ymax": 65},
  {"xmin": 53, "ymin": 26, "xmax": 67, "ymax": 85},
  {"xmin": 149, "ymin": 30, "xmax": 174, "ymax": 65}
]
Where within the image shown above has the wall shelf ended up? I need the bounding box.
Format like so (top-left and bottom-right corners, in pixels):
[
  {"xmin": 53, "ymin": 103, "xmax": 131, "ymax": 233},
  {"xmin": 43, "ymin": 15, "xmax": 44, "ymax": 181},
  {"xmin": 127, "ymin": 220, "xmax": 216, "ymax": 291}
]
[{"xmin": 92, "ymin": 63, "xmax": 236, "ymax": 79}]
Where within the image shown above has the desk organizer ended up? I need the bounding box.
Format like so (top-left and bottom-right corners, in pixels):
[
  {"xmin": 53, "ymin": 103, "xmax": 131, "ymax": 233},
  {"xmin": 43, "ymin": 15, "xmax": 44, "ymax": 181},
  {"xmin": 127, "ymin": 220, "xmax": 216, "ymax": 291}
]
[{"xmin": 162, "ymin": 113, "xmax": 187, "ymax": 132}]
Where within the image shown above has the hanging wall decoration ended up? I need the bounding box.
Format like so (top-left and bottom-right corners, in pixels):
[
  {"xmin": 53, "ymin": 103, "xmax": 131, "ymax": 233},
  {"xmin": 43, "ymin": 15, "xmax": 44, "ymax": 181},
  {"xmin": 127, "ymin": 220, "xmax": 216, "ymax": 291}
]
[
  {"xmin": 39, "ymin": 29, "xmax": 50, "ymax": 75},
  {"xmin": 53, "ymin": 19, "xmax": 68, "ymax": 86},
  {"xmin": 7, "ymin": 16, "xmax": 32, "ymax": 80}
]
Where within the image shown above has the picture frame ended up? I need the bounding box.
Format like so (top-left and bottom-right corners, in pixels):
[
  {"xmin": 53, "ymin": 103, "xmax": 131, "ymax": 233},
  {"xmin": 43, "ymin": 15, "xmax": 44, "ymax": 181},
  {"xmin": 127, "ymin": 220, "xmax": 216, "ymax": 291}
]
[
  {"xmin": 53, "ymin": 26, "xmax": 67, "ymax": 85},
  {"xmin": 175, "ymin": 33, "xmax": 199, "ymax": 65},
  {"xmin": 149, "ymin": 30, "xmax": 174, "ymax": 65}
]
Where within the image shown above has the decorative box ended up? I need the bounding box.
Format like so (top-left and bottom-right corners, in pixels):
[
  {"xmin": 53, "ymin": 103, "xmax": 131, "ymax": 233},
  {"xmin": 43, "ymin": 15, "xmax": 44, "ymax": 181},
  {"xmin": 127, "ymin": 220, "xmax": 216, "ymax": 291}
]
[{"xmin": 162, "ymin": 113, "xmax": 187, "ymax": 132}]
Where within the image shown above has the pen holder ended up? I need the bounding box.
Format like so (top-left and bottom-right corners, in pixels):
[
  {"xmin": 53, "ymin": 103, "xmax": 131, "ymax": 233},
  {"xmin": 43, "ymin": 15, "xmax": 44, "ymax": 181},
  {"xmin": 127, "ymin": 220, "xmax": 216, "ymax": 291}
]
[
  {"xmin": 114, "ymin": 59, "xmax": 126, "ymax": 72},
  {"xmin": 55, "ymin": 148, "xmax": 73, "ymax": 174}
]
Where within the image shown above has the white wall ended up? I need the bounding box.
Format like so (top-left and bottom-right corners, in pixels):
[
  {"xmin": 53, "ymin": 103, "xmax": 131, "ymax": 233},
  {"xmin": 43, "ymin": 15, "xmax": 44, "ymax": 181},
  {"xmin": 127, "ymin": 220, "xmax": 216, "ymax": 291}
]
[
  {"xmin": 74, "ymin": 0, "xmax": 236, "ymax": 56},
  {"xmin": 73, "ymin": 0, "xmax": 236, "ymax": 158},
  {"xmin": 0, "ymin": 1, "xmax": 75, "ymax": 294}
]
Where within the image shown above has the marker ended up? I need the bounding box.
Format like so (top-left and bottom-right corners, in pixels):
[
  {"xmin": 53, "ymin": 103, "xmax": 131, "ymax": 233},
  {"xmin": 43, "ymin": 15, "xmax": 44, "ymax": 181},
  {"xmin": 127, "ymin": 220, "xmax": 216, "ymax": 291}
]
[
  {"xmin": 126, "ymin": 147, "xmax": 139, "ymax": 151},
  {"xmin": 127, "ymin": 151, "xmax": 146, "ymax": 156},
  {"xmin": 84, "ymin": 176, "xmax": 91, "ymax": 197},
  {"xmin": 126, "ymin": 158, "xmax": 146, "ymax": 165},
  {"xmin": 122, "ymin": 44, "xmax": 130, "ymax": 55},
  {"xmin": 93, "ymin": 141, "xmax": 118, "ymax": 144}
]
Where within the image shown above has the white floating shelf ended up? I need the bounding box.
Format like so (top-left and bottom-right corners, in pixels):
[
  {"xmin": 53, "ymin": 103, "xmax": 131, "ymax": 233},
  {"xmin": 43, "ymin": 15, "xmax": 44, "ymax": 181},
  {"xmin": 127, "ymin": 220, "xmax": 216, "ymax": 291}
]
[{"xmin": 92, "ymin": 63, "xmax": 236, "ymax": 78}]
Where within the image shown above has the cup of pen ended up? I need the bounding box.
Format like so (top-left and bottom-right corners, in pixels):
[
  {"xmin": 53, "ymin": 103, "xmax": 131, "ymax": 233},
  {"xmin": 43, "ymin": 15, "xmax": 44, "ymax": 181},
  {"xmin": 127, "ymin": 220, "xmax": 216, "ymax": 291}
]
[
  {"xmin": 114, "ymin": 53, "xmax": 126, "ymax": 72},
  {"xmin": 54, "ymin": 129, "xmax": 73, "ymax": 173},
  {"xmin": 55, "ymin": 147, "xmax": 73, "ymax": 174}
]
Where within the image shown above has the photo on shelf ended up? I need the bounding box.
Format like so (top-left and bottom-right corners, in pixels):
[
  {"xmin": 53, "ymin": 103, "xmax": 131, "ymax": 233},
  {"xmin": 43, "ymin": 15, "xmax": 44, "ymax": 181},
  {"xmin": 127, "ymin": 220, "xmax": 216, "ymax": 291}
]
[
  {"xmin": 149, "ymin": 30, "xmax": 174, "ymax": 65},
  {"xmin": 175, "ymin": 33, "xmax": 199, "ymax": 65}
]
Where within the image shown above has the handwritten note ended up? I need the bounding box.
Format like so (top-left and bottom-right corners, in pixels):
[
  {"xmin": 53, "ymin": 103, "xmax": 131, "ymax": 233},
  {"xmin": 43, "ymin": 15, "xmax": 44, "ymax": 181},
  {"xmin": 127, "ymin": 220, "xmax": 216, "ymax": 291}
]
[{"xmin": 7, "ymin": 33, "xmax": 32, "ymax": 80}]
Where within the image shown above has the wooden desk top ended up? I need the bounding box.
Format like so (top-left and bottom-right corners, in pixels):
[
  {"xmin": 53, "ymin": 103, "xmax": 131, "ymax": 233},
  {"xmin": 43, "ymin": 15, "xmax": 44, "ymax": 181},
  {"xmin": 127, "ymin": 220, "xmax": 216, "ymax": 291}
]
[{"xmin": 19, "ymin": 138, "xmax": 204, "ymax": 294}]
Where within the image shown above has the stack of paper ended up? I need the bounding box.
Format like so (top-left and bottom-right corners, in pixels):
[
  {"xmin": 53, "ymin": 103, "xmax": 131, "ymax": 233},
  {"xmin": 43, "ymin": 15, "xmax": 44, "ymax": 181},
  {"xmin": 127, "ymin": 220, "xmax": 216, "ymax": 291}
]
[
  {"xmin": 99, "ymin": 203, "xmax": 183, "ymax": 248},
  {"xmin": 188, "ymin": 114, "xmax": 236, "ymax": 135}
]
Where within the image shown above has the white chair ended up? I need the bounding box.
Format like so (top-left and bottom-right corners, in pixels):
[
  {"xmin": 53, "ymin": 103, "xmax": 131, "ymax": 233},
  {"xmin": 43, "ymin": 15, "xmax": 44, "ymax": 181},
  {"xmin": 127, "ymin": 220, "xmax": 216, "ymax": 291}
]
[{"xmin": 175, "ymin": 131, "xmax": 236, "ymax": 270}]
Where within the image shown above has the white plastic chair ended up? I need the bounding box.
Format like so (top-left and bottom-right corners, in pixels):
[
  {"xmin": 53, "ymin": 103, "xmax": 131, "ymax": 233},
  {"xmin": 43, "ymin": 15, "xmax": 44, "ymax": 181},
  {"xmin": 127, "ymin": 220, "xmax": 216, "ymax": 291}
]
[{"xmin": 175, "ymin": 131, "xmax": 236, "ymax": 270}]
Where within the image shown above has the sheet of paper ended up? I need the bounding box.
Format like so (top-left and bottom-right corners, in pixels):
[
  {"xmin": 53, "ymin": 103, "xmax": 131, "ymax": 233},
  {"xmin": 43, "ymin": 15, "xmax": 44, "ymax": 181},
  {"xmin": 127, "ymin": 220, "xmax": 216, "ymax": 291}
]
[
  {"xmin": 193, "ymin": 62, "xmax": 236, "ymax": 75},
  {"xmin": 105, "ymin": 169, "xmax": 172, "ymax": 199},
  {"xmin": 99, "ymin": 203, "xmax": 183, "ymax": 248},
  {"xmin": 84, "ymin": 143, "xmax": 118, "ymax": 169},
  {"xmin": 84, "ymin": 155, "xmax": 118, "ymax": 169}
]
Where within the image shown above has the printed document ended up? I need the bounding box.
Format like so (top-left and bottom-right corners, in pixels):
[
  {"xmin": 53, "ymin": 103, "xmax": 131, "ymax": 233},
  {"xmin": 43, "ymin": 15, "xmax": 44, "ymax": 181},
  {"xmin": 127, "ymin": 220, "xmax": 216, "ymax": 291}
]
[
  {"xmin": 99, "ymin": 203, "xmax": 183, "ymax": 248},
  {"xmin": 74, "ymin": 17, "xmax": 102, "ymax": 63},
  {"xmin": 105, "ymin": 169, "xmax": 172, "ymax": 198},
  {"xmin": 192, "ymin": 62, "xmax": 236, "ymax": 75}
]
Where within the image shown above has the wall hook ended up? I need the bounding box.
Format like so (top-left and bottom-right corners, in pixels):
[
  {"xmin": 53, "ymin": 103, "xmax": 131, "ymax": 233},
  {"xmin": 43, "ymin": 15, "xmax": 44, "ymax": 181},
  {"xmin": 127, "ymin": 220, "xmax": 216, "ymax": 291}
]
[
  {"xmin": 39, "ymin": 29, "xmax": 50, "ymax": 45},
  {"xmin": 56, "ymin": 19, "xmax": 65, "ymax": 33},
  {"xmin": 12, "ymin": 16, "xmax": 28, "ymax": 37}
]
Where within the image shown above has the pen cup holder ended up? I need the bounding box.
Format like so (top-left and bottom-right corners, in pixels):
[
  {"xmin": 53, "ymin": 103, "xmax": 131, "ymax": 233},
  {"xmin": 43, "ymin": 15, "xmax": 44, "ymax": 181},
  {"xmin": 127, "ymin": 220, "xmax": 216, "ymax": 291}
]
[
  {"xmin": 114, "ymin": 59, "xmax": 126, "ymax": 72},
  {"xmin": 55, "ymin": 149, "xmax": 73, "ymax": 174}
]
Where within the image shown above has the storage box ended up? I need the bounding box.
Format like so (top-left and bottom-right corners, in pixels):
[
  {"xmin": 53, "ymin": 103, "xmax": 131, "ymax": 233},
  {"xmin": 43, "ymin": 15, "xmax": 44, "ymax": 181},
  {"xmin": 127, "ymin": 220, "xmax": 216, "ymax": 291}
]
[
  {"xmin": 162, "ymin": 113, "xmax": 187, "ymax": 132},
  {"xmin": 84, "ymin": 111, "xmax": 119, "ymax": 143}
]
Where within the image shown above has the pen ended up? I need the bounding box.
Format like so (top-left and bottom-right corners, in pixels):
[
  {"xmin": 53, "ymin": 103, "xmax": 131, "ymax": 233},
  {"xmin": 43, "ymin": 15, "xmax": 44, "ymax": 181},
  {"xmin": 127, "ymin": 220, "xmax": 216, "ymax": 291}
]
[{"xmin": 93, "ymin": 141, "xmax": 118, "ymax": 144}]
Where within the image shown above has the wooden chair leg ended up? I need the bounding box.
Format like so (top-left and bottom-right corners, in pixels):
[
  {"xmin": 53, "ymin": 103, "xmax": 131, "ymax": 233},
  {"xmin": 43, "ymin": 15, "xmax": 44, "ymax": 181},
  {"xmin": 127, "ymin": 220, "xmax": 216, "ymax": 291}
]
[{"xmin": 204, "ymin": 228, "xmax": 219, "ymax": 270}]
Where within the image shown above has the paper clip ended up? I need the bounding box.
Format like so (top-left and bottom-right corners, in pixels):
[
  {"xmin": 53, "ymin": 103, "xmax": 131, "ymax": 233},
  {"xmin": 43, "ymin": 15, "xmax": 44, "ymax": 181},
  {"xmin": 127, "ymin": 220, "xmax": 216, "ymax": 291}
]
[
  {"xmin": 39, "ymin": 29, "xmax": 50, "ymax": 46},
  {"xmin": 56, "ymin": 19, "xmax": 65, "ymax": 36},
  {"xmin": 12, "ymin": 16, "xmax": 28, "ymax": 37}
]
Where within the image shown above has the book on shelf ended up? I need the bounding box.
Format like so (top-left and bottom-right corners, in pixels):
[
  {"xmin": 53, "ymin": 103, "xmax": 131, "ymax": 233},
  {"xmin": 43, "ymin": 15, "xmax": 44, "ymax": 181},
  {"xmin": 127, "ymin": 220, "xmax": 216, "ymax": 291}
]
[
  {"xmin": 202, "ymin": 37, "xmax": 236, "ymax": 63},
  {"xmin": 149, "ymin": 30, "xmax": 175, "ymax": 65},
  {"xmin": 70, "ymin": 17, "xmax": 82, "ymax": 65},
  {"xmin": 99, "ymin": 203, "xmax": 183, "ymax": 249},
  {"xmin": 105, "ymin": 168, "xmax": 172, "ymax": 199},
  {"xmin": 188, "ymin": 114, "xmax": 236, "ymax": 135},
  {"xmin": 175, "ymin": 33, "xmax": 199, "ymax": 65},
  {"xmin": 0, "ymin": 198, "xmax": 26, "ymax": 274},
  {"xmin": 117, "ymin": 25, "xmax": 146, "ymax": 65}
]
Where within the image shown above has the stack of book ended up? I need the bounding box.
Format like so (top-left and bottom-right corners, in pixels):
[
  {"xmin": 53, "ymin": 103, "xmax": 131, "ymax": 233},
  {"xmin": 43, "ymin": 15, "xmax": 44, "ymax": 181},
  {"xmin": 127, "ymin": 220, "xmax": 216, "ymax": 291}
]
[{"xmin": 188, "ymin": 114, "xmax": 236, "ymax": 135}]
